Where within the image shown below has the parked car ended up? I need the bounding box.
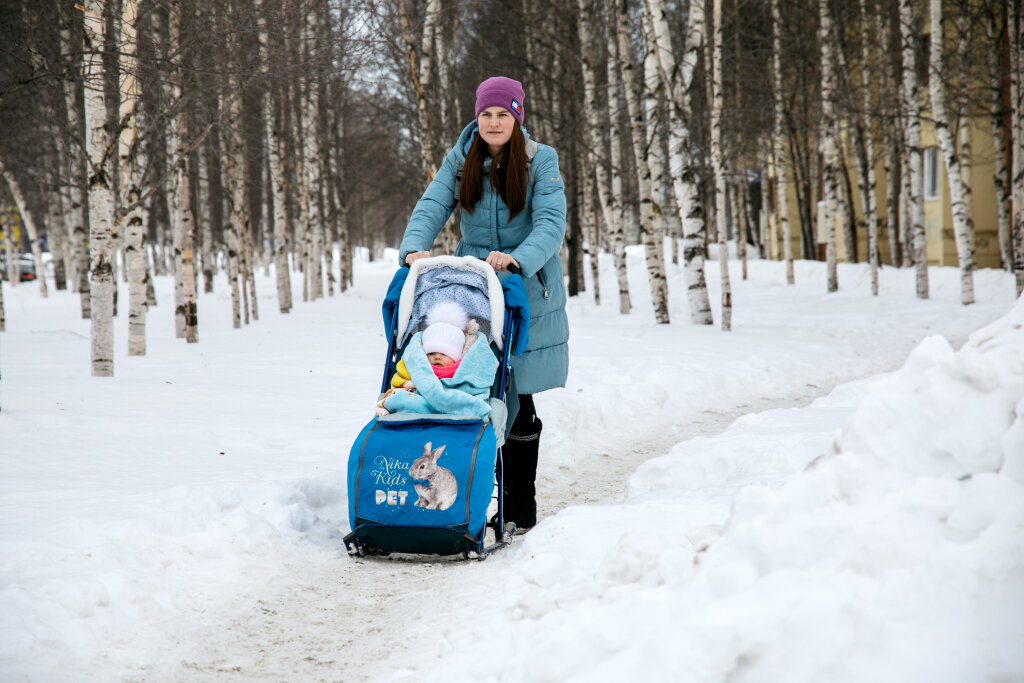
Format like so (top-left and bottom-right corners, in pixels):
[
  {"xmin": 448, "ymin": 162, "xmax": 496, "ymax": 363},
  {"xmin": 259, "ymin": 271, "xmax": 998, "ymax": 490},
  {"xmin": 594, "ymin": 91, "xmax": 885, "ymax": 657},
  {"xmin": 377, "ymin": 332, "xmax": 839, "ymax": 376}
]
[{"xmin": 0, "ymin": 254, "xmax": 37, "ymax": 282}]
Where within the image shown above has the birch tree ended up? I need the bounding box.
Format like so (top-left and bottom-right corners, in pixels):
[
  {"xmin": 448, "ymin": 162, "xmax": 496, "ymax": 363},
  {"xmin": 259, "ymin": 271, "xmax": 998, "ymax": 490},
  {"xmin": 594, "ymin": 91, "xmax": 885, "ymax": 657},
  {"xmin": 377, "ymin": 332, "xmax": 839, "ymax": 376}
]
[
  {"xmin": 607, "ymin": 12, "xmax": 632, "ymax": 315},
  {"xmin": 0, "ymin": 161, "xmax": 48, "ymax": 299},
  {"xmin": 770, "ymin": 0, "xmax": 794, "ymax": 285},
  {"xmin": 987, "ymin": 1, "xmax": 1012, "ymax": 272},
  {"xmin": 305, "ymin": 3, "xmax": 325, "ymax": 301},
  {"xmin": 118, "ymin": 0, "xmax": 148, "ymax": 355},
  {"xmin": 576, "ymin": 0, "xmax": 615, "ymax": 306},
  {"xmin": 60, "ymin": 2, "xmax": 92, "ymax": 318},
  {"xmin": 646, "ymin": 0, "xmax": 713, "ymax": 324},
  {"xmin": 171, "ymin": 2, "xmax": 198, "ymax": 340},
  {"xmin": 880, "ymin": 6, "xmax": 902, "ymax": 268},
  {"xmin": 710, "ymin": 0, "xmax": 732, "ymax": 331},
  {"xmin": 858, "ymin": 0, "xmax": 880, "ymax": 294},
  {"xmin": 819, "ymin": 0, "xmax": 840, "ymax": 293},
  {"xmin": 1012, "ymin": 0, "xmax": 1024, "ymax": 295},
  {"xmin": 83, "ymin": 0, "xmax": 116, "ymax": 376},
  {"xmin": 901, "ymin": 0, "xmax": 929, "ymax": 298},
  {"xmin": 615, "ymin": 0, "xmax": 669, "ymax": 324},
  {"xmin": 398, "ymin": 0, "xmax": 442, "ymax": 181},
  {"xmin": 928, "ymin": 0, "xmax": 975, "ymax": 305},
  {"xmin": 261, "ymin": 0, "xmax": 292, "ymax": 313}
]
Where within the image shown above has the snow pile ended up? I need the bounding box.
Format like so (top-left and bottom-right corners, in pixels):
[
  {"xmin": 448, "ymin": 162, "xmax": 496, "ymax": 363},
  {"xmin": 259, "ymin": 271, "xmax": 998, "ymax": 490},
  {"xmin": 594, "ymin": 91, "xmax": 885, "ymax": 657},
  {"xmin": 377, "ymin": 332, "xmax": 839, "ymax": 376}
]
[
  {"xmin": 418, "ymin": 297, "xmax": 1024, "ymax": 683},
  {"xmin": 837, "ymin": 298, "xmax": 1024, "ymax": 481}
]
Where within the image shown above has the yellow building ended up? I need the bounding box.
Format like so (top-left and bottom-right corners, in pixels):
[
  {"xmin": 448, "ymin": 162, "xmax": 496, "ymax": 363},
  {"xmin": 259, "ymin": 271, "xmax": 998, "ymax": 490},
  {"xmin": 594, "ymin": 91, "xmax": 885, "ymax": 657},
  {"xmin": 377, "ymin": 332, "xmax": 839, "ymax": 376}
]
[{"xmin": 770, "ymin": 115, "xmax": 1005, "ymax": 270}]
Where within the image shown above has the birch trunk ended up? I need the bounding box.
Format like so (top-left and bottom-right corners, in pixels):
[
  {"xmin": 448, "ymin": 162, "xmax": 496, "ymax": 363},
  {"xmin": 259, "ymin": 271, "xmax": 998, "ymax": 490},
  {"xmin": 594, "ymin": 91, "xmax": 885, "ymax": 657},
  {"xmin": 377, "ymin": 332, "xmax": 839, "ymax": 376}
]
[
  {"xmin": 262, "ymin": 11, "xmax": 291, "ymax": 313},
  {"xmin": 956, "ymin": 11, "xmax": 972, "ymax": 190},
  {"xmin": 988, "ymin": 4, "xmax": 1012, "ymax": 271},
  {"xmin": 857, "ymin": 0, "xmax": 880, "ymax": 294},
  {"xmin": 770, "ymin": 0, "xmax": 794, "ymax": 284},
  {"xmin": 83, "ymin": 0, "xmax": 115, "ymax": 376},
  {"xmin": 224, "ymin": 89, "xmax": 244, "ymax": 328},
  {"xmin": 646, "ymin": 0, "xmax": 712, "ymax": 323},
  {"xmin": 398, "ymin": 0, "xmax": 441, "ymax": 181},
  {"xmin": 880, "ymin": 4, "xmax": 901, "ymax": 268},
  {"xmin": 820, "ymin": 0, "xmax": 839, "ymax": 293},
  {"xmin": 616, "ymin": 0, "xmax": 669, "ymax": 324},
  {"xmin": 576, "ymin": 0, "xmax": 614, "ymax": 305},
  {"xmin": 901, "ymin": 0, "xmax": 929, "ymax": 298},
  {"xmin": 0, "ymin": 161, "xmax": 48, "ymax": 298},
  {"xmin": 710, "ymin": 0, "xmax": 732, "ymax": 330},
  {"xmin": 608, "ymin": 7, "xmax": 631, "ymax": 315},
  {"xmin": 1011, "ymin": 1, "xmax": 1024, "ymax": 295},
  {"xmin": 118, "ymin": 0, "xmax": 148, "ymax": 355},
  {"xmin": 201, "ymin": 139, "xmax": 218, "ymax": 293},
  {"xmin": 61, "ymin": 5, "xmax": 91, "ymax": 315},
  {"xmin": 171, "ymin": 3, "xmax": 198, "ymax": 340},
  {"xmin": 929, "ymin": 0, "xmax": 975, "ymax": 305},
  {"xmin": 305, "ymin": 5, "xmax": 324, "ymax": 300}
]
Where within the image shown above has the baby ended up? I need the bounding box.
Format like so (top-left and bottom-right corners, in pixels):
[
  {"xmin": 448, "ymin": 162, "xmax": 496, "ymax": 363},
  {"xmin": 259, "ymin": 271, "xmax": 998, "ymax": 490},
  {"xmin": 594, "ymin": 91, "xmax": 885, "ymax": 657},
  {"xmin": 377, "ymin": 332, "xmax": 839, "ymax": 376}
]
[{"xmin": 376, "ymin": 301, "xmax": 497, "ymax": 418}]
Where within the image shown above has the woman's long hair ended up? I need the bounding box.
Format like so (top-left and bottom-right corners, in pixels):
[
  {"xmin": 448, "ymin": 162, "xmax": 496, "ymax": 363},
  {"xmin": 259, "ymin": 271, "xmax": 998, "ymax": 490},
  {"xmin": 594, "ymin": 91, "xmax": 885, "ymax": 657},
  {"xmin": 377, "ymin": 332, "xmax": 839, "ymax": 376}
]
[{"xmin": 459, "ymin": 126, "xmax": 527, "ymax": 219}]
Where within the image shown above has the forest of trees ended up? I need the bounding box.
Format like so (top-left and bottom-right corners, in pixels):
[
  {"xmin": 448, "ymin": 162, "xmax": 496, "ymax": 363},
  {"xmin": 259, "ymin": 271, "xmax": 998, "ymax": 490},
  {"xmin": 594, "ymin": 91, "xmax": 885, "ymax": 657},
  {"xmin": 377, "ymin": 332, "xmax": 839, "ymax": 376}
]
[{"xmin": 0, "ymin": 0, "xmax": 1022, "ymax": 374}]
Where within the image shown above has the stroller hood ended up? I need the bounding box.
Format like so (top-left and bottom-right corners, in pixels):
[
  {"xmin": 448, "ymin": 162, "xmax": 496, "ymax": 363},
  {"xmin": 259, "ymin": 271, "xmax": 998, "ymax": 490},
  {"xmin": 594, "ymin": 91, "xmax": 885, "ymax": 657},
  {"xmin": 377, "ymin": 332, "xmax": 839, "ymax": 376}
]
[{"xmin": 383, "ymin": 256, "xmax": 529, "ymax": 355}]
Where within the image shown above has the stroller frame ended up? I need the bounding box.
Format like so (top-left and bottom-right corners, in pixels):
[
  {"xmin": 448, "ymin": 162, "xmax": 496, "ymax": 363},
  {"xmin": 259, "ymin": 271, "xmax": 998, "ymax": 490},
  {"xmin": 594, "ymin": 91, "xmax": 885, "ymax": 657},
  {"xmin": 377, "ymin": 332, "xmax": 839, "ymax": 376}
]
[{"xmin": 344, "ymin": 260, "xmax": 524, "ymax": 560}]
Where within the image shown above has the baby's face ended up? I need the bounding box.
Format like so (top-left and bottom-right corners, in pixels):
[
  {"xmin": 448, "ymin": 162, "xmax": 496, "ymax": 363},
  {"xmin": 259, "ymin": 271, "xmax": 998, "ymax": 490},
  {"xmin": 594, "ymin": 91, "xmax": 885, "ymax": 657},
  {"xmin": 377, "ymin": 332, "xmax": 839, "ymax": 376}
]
[{"xmin": 427, "ymin": 352, "xmax": 455, "ymax": 367}]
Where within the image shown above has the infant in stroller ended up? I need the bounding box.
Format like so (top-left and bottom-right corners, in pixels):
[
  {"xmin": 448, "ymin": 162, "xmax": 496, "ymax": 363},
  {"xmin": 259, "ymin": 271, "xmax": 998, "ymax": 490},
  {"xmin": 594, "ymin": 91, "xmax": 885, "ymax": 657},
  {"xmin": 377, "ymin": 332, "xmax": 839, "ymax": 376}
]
[{"xmin": 375, "ymin": 300, "xmax": 498, "ymax": 418}]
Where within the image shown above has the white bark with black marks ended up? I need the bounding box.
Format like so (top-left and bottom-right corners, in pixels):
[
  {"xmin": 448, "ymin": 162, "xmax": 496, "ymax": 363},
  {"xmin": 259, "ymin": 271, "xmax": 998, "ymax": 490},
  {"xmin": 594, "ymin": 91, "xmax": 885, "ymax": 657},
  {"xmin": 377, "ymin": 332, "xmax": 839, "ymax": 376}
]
[
  {"xmin": 83, "ymin": 0, "xmax": 115, "ymax": 376},
  {"xmin": 928, "ymin": 0, "xmax": 975, "ymax": 305},
  {"xmin": 616, "ymin": 0, "xmax": 669, "ymax": 324},
  {"xmin": 987, "ymin": 3, "xmax": 1012, "ymax": 272},
  {"xmin": 901, "ymin": 0, "xmax": 929, "ymax": 298},
  {"xmin": 859, "ymin": 0, "xmax": 880, "ymax": 295},
  {"xmin": 1011, "ymin": 1, "xmax": 1024, "ymax": 295},
  {"xmin": 820, "ymin": 0, "xmax": 839, "ymax": 293},
  {"xmin": 771, "ymin": 0, "xmax": 794, "ymax": 285},
  {"xmin": 119, "ymin": 0, "xmax": 148, "ymax": 354},
  {"xmin": 710, "ymin": 0, "xmax": 732, "ymax": 331},
  {"xmin": 646, "ymin": 0, "xmax": 712, "ymax": 324},
  {"xmin": 0, "ymin": 161, "xmax": 48, "ymax": 299},
  {"xmin": 607, "ymin": 4, "xmax": 631, "ymax": 315},
  {"xmin": 576, "ymin": 0, "xmax": 613, "ymax": 306}
]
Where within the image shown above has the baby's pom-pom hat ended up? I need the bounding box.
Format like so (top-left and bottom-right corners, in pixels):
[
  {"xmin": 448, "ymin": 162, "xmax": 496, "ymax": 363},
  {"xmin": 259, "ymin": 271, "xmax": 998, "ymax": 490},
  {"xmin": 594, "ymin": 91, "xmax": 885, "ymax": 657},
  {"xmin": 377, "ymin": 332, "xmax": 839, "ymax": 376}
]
[{"xmin": 421, "ymin": 302, "xmax": 470, "ymax": 361}]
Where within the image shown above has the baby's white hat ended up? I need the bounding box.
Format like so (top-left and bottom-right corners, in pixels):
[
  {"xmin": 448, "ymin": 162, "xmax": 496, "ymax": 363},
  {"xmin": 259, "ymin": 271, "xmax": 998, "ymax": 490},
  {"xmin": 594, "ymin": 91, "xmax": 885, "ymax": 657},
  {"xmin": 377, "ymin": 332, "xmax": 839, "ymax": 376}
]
[{"xmin": 422, "ymin": 301, "xmax": 470, "ymax": 361}]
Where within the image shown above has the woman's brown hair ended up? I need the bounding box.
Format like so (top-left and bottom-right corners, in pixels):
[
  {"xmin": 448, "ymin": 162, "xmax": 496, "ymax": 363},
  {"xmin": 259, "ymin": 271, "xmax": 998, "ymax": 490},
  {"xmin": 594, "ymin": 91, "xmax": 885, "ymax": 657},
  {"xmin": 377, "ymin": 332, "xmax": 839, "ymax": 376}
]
[{"xmin": 459, "ymin": 126, "xmax": 527, "ymax": 219}]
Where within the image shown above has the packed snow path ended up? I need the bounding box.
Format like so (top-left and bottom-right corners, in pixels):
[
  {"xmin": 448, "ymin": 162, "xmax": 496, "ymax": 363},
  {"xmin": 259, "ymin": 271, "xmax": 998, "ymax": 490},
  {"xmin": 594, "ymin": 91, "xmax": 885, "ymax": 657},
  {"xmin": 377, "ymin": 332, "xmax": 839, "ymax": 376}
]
[
  {"xmin": 170, "ymin": 384, "xmax": 835, "ymax": 682},
  {"xmin": 2, "ymin": 249, "xmax": 1020, "ymax": 681}
]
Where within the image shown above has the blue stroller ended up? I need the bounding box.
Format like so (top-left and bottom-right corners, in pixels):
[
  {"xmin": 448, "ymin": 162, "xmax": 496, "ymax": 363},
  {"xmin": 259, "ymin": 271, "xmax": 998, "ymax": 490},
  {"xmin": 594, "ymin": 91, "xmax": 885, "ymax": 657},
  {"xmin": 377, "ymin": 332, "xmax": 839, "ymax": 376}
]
[{"xmin": 344, "ymin": 256, "xmax": 529, "ymax": 559}]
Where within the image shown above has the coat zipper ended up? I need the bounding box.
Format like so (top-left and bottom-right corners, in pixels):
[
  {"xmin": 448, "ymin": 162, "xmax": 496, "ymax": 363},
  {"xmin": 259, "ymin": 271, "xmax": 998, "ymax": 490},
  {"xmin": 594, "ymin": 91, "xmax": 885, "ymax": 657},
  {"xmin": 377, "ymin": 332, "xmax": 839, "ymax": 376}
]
[{"xmin": 536, "ymin": 269, "xmax": 549, "ymax": 299}]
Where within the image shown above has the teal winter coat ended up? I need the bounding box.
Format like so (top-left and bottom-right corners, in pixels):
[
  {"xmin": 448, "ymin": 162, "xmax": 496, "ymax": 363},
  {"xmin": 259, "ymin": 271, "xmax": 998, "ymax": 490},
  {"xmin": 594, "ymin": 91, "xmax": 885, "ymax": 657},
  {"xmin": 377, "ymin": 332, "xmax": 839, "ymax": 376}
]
[{"xmin": 399, "ymin": 121, "xmax": 568, "ymax": 394}]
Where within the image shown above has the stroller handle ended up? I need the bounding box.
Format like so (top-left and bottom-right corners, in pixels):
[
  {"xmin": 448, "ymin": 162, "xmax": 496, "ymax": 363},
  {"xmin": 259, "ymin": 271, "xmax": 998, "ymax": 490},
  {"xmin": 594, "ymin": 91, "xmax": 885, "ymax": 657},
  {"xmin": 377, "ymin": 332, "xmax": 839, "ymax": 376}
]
[{"xmin": 402, "ymin": 257, "xmax": 522, "ymax": 277}]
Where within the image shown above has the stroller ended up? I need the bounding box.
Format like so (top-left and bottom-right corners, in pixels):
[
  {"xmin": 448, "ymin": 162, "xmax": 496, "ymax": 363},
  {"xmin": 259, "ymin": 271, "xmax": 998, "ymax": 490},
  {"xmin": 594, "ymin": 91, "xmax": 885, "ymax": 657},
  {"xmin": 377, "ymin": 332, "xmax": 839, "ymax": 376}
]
[{"xmin": 344, "ymin": 255, "xmax": 529, "ymax": 559}]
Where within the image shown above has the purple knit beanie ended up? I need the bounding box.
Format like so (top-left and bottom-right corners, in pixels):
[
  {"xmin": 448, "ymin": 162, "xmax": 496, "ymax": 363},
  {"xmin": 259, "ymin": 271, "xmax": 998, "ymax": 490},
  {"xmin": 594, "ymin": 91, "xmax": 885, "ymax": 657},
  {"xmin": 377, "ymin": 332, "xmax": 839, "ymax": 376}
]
[{"xmin": 475, "ymin": 76, "xmax": 525, "ymax": 125}]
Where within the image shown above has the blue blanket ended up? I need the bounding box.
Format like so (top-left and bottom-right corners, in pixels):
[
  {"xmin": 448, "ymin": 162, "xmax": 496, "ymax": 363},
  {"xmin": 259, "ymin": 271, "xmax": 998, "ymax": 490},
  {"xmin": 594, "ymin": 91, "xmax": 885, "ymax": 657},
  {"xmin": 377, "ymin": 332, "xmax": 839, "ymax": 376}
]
[{"xmin": 383, "ymin": 331, "xmax": 498, "ymax": 418}]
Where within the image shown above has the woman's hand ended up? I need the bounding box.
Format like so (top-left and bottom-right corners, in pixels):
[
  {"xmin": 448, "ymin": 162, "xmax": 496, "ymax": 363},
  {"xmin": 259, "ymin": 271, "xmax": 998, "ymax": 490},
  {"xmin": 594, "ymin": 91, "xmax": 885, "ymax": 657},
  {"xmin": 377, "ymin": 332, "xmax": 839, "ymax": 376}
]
[
  {"xmin": 405, "ymin": 251, "xmax": 431, "ymax": 266},
  {"xmin": 486, "ymin": 251, "xmax": 519, "ymax": 272}
]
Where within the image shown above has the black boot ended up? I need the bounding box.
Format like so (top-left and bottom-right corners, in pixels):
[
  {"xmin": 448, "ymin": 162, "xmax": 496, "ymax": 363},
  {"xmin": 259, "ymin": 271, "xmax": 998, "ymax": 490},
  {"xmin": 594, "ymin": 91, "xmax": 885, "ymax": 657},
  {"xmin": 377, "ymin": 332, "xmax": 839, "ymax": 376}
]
[
  {"xmin": 501, "ymin": 394, "xmax": 541, "ymax": 531},
  {"xmin": 503, "ymin": 425, "xmax": 540, "ymax": 530}
]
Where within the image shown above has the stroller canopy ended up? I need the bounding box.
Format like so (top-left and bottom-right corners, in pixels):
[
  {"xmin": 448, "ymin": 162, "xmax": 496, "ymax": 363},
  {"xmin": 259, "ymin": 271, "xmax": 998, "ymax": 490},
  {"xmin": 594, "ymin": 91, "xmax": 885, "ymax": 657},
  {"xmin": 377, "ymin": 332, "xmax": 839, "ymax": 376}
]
[{"xmin": 382, "ymin": 255, "xmax": 529, "ymax": 355}]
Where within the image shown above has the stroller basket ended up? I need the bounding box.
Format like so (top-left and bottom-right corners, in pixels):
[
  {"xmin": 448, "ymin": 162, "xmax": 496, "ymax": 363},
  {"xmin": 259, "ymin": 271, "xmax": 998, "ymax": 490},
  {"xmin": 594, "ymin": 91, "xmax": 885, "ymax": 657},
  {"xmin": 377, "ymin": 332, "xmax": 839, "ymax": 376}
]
[{"xmin": 344, "ymin": 256, "xmax": 529, "ymax": 559}]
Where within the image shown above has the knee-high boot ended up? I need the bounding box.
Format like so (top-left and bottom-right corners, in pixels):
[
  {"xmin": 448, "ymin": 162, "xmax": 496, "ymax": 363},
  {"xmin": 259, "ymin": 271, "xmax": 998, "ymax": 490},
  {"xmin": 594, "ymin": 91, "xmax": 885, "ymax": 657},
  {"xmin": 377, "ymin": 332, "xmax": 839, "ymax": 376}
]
[{"xmin": 501, "ymin": 395, "xmax": 541, "ymax": 530}]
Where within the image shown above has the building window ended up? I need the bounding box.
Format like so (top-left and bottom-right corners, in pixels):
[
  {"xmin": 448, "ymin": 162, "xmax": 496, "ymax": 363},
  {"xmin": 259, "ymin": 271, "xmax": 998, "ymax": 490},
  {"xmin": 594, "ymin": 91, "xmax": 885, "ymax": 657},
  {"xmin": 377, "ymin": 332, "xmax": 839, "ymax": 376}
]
[{"xmin": 924, "ymin": 146, "xmax": 940, "ymax": 200}]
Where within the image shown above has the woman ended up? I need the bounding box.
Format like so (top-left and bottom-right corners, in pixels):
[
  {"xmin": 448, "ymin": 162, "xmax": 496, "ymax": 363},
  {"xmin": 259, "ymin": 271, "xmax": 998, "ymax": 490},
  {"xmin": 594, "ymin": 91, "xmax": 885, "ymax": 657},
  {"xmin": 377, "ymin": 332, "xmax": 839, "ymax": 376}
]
[{"xmin": 399, "ymin": 76, "xmax": 568, "ymax": 531}]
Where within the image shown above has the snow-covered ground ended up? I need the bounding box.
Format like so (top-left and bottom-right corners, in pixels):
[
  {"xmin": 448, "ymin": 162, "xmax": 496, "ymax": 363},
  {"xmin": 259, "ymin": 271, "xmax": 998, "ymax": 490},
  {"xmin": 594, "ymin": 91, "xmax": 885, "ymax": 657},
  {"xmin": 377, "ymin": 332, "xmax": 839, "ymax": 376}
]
[{"xmin": 1, "ymin": 247, "xmax": 1021, "ymax": 682}]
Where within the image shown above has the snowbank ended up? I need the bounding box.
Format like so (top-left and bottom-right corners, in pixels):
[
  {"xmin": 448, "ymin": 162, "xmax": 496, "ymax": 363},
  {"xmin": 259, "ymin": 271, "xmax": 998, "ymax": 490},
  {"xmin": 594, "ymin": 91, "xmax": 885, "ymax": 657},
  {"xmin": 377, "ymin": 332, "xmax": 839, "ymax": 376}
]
[{"xmin": 418, "ymin": 296, "xmax": 1024, "ymax": 683}]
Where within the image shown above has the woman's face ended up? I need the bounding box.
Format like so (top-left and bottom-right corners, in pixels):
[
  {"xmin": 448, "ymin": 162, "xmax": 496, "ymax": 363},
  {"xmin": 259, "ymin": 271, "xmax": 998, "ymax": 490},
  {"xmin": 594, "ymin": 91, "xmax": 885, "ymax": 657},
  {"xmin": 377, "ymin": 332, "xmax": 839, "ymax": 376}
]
[{"xmin": 477, "ymin": 106, "xmax": 515, "ymax": 153}]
